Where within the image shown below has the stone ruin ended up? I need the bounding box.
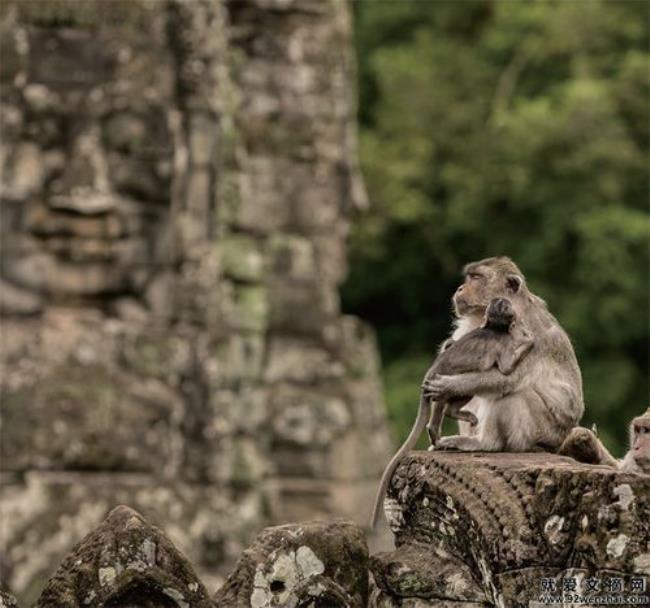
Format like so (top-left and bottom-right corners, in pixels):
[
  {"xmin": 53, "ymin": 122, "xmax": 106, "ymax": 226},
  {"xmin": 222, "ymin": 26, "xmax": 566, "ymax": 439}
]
[
  {"xmin": 1, "ymin": 1, "xmax": 649, "ymax": 607},
  {"xmin": 0, "ymin": 0, "xmax": 393, "ymax": 603},
  {"xmin": 371, "ymin": 452, "xmax": 650, "ymax": 607},
  {"xmin": 1, "ymin": 452, "xmax": 648, "ymax": 607}
]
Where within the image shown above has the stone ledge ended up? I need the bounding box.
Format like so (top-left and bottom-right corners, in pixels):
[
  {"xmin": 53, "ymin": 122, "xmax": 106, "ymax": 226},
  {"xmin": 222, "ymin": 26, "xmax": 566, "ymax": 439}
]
[{"xmin": 371, "ymin": 451, "xmax": 650, "ymax": 606}]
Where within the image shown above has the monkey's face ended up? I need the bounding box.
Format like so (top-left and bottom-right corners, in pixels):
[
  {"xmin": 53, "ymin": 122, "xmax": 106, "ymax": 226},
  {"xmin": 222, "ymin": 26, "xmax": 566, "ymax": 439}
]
[
  {"xmin": 483, "ymin": 297, "xmax": 515, "ymax": 331},
  {"xmin": 453, "ymin": 258, "xmax": 524, "ymax": 318},
  {"xmin": 631, "ymin": 414, "xmax": 650, "ymax": 472}
]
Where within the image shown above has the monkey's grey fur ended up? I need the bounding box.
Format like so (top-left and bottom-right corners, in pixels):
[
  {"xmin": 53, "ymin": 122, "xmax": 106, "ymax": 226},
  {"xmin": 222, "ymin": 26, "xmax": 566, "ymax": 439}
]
[
  {"xmin": 621, "ymin": 409, "xmax": 650, "ymax": 473},
  {"xmin": 426, "ymin": 297, "xmax": 535, "ymax": 444},
  {"xmin": 370, "ymin": 295, "xmax": 534, "ymax": 527},
  {"xmin": 429, "ymin": 256, "xmax": 584, "ymax": 453},
  {"xmin": 559, "ymin": 409, "xmax": 650, "ymax": 474}
]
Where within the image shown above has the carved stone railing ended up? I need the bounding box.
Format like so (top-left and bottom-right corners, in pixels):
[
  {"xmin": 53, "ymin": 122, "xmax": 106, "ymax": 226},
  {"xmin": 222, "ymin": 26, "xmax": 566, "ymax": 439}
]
[{"xmin": 370, "ymin": 451, "xmax": 650, "ymax": 607}]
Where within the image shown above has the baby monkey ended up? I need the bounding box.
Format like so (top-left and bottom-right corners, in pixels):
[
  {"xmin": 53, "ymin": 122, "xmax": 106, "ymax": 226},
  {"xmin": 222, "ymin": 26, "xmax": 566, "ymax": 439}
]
[
  {"xmin": 423, "ymin": 296, "xmax": 535, "ymax": 446},
  {"xmin": 370, "ymin": 297, "xmax": 534, "ymax": 527}
]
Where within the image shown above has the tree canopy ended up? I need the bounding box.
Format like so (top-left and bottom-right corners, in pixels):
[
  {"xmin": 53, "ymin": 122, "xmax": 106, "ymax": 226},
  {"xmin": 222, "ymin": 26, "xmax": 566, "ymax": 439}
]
[{"xmin": 344, "ymin": 0, "xmax": 649, "ymax": 455}]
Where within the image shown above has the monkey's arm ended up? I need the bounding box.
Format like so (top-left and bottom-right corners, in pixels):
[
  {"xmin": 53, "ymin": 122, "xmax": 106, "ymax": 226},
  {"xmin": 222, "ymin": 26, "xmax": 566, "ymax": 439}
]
[
  {"xmin": 422, "ymin": 367, "xmax": 519, "ymax": 402},
  {"xmin": 497, "ymin": 330, "xmax": 535, "ymax": 375}
]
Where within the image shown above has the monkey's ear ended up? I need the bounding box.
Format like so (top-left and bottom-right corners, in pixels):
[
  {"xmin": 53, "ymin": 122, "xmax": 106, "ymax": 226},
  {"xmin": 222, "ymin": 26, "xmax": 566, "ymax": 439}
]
[{"xmin": 506, "ymin": 273, "xmax": 524, "ymax": 294}]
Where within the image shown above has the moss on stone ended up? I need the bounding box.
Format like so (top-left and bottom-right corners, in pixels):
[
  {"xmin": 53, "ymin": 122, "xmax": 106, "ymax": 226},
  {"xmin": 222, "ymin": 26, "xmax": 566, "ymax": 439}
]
[
  {"xmin": 220, "ymin": 235, "xmax": 264, "ymax": 282},
  {"xmin": 122, "ymin": 335, "xmax": 176, "ymax": 379}
]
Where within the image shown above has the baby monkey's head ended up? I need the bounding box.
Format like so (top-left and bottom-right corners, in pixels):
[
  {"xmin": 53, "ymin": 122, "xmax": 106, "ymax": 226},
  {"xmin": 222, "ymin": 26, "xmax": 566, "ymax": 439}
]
[{"xmin": 484, "ymin": 297, "xmax": 515, "ymax": 331}]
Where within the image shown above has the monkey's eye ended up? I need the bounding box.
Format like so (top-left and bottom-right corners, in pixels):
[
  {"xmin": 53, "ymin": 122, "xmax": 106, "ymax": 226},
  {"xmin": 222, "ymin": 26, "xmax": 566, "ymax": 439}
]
[
  {"xmin": 468, "ymin": 273, "xmax": 482, "ymax": 281},
  {"xmin": 636, "ymin": 425, "xmax": 650, "ymax": 435}
]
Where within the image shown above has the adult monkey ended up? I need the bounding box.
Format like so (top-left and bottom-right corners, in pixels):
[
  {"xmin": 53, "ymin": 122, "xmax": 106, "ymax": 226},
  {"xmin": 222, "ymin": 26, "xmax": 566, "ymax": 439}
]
[{"xmin": 425, "ymin": 256, "xmax": 584, "ymax": 452}]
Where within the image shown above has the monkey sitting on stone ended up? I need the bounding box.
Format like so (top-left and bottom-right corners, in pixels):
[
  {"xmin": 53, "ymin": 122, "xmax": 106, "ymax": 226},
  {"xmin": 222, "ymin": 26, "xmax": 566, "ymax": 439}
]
[
  {"xmin": 370, "ymin": 296, "xmax": 534, "ymax": 527},
  {"xmin": 423, "ymin": 256, "xmax": 583, "ymax": 453},
  {"xmin": 558, "ymin": 408, "xmax": 650, "ymax": 474}
]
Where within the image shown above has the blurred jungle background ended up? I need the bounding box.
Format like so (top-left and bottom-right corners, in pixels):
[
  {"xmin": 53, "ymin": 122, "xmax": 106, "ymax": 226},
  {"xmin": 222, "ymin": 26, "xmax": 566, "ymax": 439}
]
[{"xmin": 344, "ymin": 0, "xmax": 650, "ymax": 455}]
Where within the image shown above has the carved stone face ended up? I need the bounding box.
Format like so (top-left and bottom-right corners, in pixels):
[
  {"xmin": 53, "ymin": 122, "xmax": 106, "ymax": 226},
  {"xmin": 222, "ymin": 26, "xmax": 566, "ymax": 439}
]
[{"xmin": 1, "ymin": 16, "xmax": 174, "ymax": 308}]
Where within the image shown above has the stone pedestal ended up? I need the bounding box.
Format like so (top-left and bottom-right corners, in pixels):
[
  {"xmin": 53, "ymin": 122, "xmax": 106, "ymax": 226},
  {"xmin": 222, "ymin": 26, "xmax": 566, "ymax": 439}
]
[{"xmin": 370, "ymin": 451, "xmax": 650, "ymax": 607}]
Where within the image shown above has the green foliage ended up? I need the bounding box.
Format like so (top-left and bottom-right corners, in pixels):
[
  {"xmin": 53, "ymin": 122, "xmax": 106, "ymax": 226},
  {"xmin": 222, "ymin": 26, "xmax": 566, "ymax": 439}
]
[{"xmin": 346, "ymin": 0, "xmax": 649, "ymax": 457}]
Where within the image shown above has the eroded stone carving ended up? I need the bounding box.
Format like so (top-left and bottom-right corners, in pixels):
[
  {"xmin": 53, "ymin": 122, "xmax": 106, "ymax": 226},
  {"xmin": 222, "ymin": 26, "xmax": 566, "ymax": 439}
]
[
  {"xmin": 214, "ymin": 519, "xmax": 369, "ymax": 607},
  {"xmin": 11, "ymin": 454, "xmax": 649, "ymax": 606},
  {"xmin": 1, "ymin": 4, "xmax": 173, "ymax": 308},
  {"xmin": 0, "ymin": 591, "xmax": 19, "ymax": 608},
  {"xmin": 370, "ymin": 451, "xmax": 650, "ymax": 607},
  {"xmin": 0, "ymin": 0, "xmax": 392, "ymax": 604},
  {"xmin": 33, "ymin": 505, "xmax": 213, "ymax": 608}
]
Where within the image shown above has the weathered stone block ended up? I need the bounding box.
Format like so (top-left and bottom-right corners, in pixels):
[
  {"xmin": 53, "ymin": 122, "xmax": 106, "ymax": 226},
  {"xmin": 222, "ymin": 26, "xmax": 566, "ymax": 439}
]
[
  {"xmin": 0, "ymin": 590, "xmax": 19, "ymax": 608},
  {"xmin": 264, "ymin": 336, "xmax": 344, "ymax": 384},
  {"xmin": 188, "ymin": 111, "xmax": 218, "ymax": 167},
  {"xmin": 270, "ymin": 384, "xmax": 350, "ymax": 450},
  {"xmin": 0, "ymin": 364, "xmax": 184, "ymax": 474},
  {"xmin": 2, "ymin": 473, "xmax": 264, "ymax": 604},
  {"xmin": 266, "ymin": 479, "xmax": 332, "ymax": 524},
  {"xmin": 120, "ymin": 332, "xmax": 190, "ymax": 382},
  {"xmin": 372, "ymin": 451, "xmax": 650, "ymax": 606},
  {"xmin": 267, "ymin": 276, "xmax": 338, "ymax": 334},
  {"xmin": 219, "ymin": 234, "xmax": 264, "ymax": 282},
  {"xmin": 227, "ymin": 155, "xmax": 291, "ymax": 233},
  {"xmin": 371, "ymin": 544, "xmax": 487, "ymax": 606},
  {"xmin": 0, "ymin": 277, "xmax": 43, "ymax": 316},
  {"xmin": 266, "ymin": 234, "xmax": 317, "ymax": 281},
  {"xmin": 210, "ymin": 387, "xmax": 267, "ymax": 435},
  {"xmin": 213, "ymin": 332, "xmax": 265, "ymax": 385},
  {"xmin": 213, "ymin": 520, "xmax": 369, "ymax": 607},
  {"xmin": 329, "ymin": 429, "xmax": 392, "ymax": 481},
  {"xmin": 313, "ymin": 232, "xmax": 348, "ymax": 285},
  {"xmin": 2, "ymin": 253, "xmax": 129, "ymax": 296},
  {"xmin": 221, "ymin": 282, "xmax": 269, "ymax": 333},
  {"xmin": 33, "ymin": 505, "xmax": 213, "ymax": 608},
  {"xmin": 186, "ymin": 168, "xmax": 211, "ymax": 219},
  {"xmin": 1, "ymin": 141, "xmax": 45, "ymax": 200}
]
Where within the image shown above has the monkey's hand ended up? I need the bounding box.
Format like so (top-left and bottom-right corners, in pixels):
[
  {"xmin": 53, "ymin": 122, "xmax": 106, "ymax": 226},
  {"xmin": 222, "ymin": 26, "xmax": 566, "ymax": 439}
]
[
  {"xmin": 427, "ymin": 369, "xmax": 516, "ymax": 399},
  {"xmin": 422, "ymin": 374, "xmax": 464, "ymax": 401},
  {"xmin": 421, "ymin": 377, "xmax": 438, "ymax": 399}
]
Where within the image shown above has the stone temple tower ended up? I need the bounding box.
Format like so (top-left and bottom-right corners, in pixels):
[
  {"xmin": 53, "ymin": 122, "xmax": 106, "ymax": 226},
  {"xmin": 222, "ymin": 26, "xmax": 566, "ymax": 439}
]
[{"xmin": 0, "ymin": 0, "xmax": 392, "ymax": 602}]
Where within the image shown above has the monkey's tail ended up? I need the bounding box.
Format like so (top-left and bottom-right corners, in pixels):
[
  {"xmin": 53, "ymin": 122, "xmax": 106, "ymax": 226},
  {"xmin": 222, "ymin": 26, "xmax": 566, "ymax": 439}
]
[{"xmin": 369, "ymin": 399, "xmax": 430, "ymax": 528}]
